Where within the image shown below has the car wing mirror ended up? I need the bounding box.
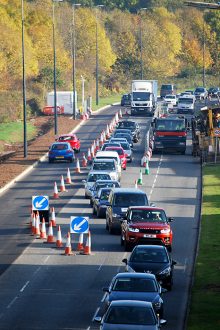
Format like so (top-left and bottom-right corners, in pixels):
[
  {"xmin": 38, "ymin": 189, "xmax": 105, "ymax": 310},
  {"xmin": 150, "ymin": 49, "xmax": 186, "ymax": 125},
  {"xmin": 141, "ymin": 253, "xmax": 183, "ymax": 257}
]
[
  {"xmin": 82, "ymin": 180, "xmax": 86, "ymax": 183},
  {"xmin": 172, "ymin": 260, "xmax": 177, "ymax": 266},
  {"xmin": 122, "ymin": 258, "xmax": 127, "ymax": 264},
  {"xmin": 94, "ymin": 316, "xmax": 102, "ymax": 323},
  {"xmin": 102, "ymin": 287, "xmax": 110, "ymax": 293},
  {"xmin": 150, "ymin": 202, "xmax": 155, "ymax": 207},
  {"xmin": 160, "ymin": 319, "xmax": 167, "ymax": 326},
  {"xmin": 168, "ymin": 217, "xmax": 174, "ymax": 222},
  {"xmin": 161, "ymin": 287, "xmax": 168, "ymax": 293}
]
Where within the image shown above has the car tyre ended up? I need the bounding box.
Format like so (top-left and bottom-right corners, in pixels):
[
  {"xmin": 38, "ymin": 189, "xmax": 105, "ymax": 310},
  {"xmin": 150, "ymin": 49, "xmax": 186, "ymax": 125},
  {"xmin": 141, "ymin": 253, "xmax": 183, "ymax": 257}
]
[
  {"xmin": 92, "ymin": 206, "xmax": 96, "ymax": 215},
  {"xmin": 124, "ymin": 240, "xmax": 131, "ymax": 252},
  {"xmin": 105, "ymin": 220, "xmax": 109, "ymax": 230},
  {"xmin": 97, "ymin": 209, "xmax": 102, "ymax": 218},
  {"xmin": 167, "ymin": 245, "xmax": 172, "ymax": 252},
  {"xmin": 120, "ymin": 236, "xmax": 124, "ymax": 246}
]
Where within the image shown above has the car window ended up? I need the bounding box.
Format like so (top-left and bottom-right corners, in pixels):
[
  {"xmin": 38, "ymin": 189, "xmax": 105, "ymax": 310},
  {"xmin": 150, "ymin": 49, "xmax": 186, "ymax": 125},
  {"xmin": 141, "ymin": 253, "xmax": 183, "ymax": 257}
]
[
  {"xmin": 100, "ymin": 189, "xmax": 111, "ymax": 200},
  {"xmin": 113, "ymin": 278, "xmax": 157, "ymax": 292},
  {"xmin": 106, "ymin": 148, "xmax": 124, "ymax": 155},
  {"xmin": 93, "ymin": 162, "xmax": 116, "ymax": 171},
  {"xmin": 129, "ymin": 210, "xmax": 166, "ymax": 222},
  {"xmin": 105, "ymin": 306, "xmax": 156, "ymax": 325},
  {"xmin": 131, "ymin": 248, "xmax": 168, "ymax": 263},
  {"xmin": 87, "ymin": 174, "xmax": 111, "ymax": 182},
  {"xmin": 114, "ymin": 193, "xmax": 147, "ymax": 207},
  {"xmin": 52, "ymin": 144, "xmax": 68, "ymax": 150}
]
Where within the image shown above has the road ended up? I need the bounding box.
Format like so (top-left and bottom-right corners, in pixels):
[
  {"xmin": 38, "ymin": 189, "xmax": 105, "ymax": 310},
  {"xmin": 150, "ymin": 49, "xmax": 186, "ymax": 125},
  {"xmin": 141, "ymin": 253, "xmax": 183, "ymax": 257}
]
[{"xmin": 0, "ymin": 105, "xmax": 201, "ymax": 330}]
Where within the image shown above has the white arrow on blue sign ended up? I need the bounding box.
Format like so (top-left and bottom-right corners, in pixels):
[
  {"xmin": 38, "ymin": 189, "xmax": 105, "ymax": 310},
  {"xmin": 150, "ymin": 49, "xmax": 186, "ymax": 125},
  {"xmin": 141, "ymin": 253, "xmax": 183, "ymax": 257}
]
[
  {"xmin": 32, "ymin": 196, "xmax": 49, "ymax": 211},
  {"xmin": 70, "ymin": 216, "xmax": 89, "ymax": 234}
]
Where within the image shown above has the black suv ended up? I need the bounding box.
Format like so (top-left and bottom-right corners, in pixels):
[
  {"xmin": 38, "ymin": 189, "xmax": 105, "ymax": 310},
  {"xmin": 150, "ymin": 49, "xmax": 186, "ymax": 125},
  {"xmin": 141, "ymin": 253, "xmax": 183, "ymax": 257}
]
[
  {"xmin": 106, "ymin": 188, "xmax": 149, "ymax": 234},
  {"xmin": 121, "ymin": 93, "xmax": 131, "ymax": 106},
  {"xmin": 116, "ymin": 120, "xmax": 140, "ymax": 142},
  {"xmin": 122, "ymin": 245, "xmax": 176, "ymax": 291}
]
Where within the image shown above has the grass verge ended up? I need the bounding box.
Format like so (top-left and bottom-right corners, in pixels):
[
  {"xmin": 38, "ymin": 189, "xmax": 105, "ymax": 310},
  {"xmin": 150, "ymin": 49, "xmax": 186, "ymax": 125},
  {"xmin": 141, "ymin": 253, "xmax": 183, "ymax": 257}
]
[
  {"xmin": 187, "ymin": 164, "xmax": 220, "ymax": 330},
  {"xmin": 0, "ymin": 121, "xmax": 36, "ymax": 145},
  {"xmin": 92, "ymin": 94, "xmax": 121, "ymax": 111}
]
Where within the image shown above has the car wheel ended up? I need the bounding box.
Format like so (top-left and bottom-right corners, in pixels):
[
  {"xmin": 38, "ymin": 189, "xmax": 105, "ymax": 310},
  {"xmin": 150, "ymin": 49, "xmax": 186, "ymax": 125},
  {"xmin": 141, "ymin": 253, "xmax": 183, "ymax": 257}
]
[
  {"xmin": 167, "ymin": 245, "xmax": 172, "ymax": 252},
  {"xmin": 105, "ymin": 220, "xmax": 109, "ymax": 230},
  {"xmin": 92, "ymin": 206, "xmax": 96, "ymax": 215},
  {"xmin": 108, "ymin": 223, "xmax": 114, "ymax": 235},
  {"xmin": 123, "ymin": 167, "xmax": 126, "ymax": 170},
  {"xmin": 124, "ymin": 240, "xmax": 131, "ymax": 252},
  {"xmin": 120, "ymin": 236, "xmax": 124, "ymax": 246},
  {"xmin": 97, "ymin": 209, "xmax": 102, "ymax": 218}
]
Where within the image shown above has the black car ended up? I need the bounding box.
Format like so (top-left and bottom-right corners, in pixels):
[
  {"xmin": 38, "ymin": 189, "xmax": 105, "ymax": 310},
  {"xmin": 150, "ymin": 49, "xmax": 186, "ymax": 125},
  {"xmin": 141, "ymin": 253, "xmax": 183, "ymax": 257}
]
[
  {"xmin": 90, "ymin": 180, "xmax": 120, "ymax": 207},
  {"xmin": 122, "ymin": 245, "xmax": 176, "ymax": 291},
  {"xmin": 116, "ymin": 120, "xmax": 140, "ymax": 142},
  {"xmin": 102, "ymin": 272, "xmax": 166, "ymax": 318},
  {"xmin": 208, "ymin": 87, "xmax": 220, "ymax": 98},
  {"xmin": 121, "ymin": 93, "xmax": 131, "ymax": 106},
  {"xmin": 93, "ymin": 188, "xmax": 112, "ymax": 218},
  {"xmin": 106, "ymin": 188, "xmax": 149, "ymax": 234}
]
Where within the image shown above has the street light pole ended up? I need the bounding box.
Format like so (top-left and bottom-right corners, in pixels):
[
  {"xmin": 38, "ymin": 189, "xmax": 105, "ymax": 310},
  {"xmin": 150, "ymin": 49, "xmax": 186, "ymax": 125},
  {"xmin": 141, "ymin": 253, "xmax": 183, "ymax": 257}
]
[
  {"xmin": 202, "ymin": 16, "xmax": 206, "ymax": 87},
  {"xmin": 81, "ymin": 75, "xmax": 85, "ymax": 112},
  {"xmin": 72, "ymin": 3, "xmax": 81, "ymax": 120},
  {"xmin": 139, "ymin": 8, "xmax": 147, "ymax": 80},
  {"xmin": 95, "ymin": 5, "xmax": 104, "ymax": 106},
  {"xmin": 52, "ymin": 0, "xmax": 63, "ymax": 136},
  {"xmin": 21, "ymin": 0, "xmax": 27, "ymax": 158}
]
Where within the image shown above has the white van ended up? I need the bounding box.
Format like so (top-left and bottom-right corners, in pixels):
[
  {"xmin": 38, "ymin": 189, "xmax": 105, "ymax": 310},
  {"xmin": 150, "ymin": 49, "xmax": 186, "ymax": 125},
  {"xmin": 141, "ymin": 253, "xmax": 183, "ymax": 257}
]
[
  {"xmin": 95, "ymin": 151, "xmax": 121, "ymax": 180},
  {"xmin": 177, "ymin": 95, "xmax": 195, "ymax": 114}
]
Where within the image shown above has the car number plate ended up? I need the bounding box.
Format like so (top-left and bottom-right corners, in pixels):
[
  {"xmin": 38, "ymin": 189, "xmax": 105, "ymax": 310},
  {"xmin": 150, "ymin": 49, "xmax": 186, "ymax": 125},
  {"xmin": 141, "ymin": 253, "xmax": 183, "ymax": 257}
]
[
  {"xmin": 144, "ymin": 234, "xmax": 156, "ymax": 238},
  {"xmin": 56, "ymin": 156, "xmax": 64, "ymax": 159},
  {"xmin": 121, "ymin": 208, "xmax": 128, "ymax": 212}
]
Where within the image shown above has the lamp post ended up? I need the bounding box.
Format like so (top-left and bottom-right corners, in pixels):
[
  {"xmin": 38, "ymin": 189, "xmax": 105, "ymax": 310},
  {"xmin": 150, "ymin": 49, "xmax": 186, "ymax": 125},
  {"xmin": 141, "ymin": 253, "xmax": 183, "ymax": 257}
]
[
  {"xmin": 72, "ymin": 3, "xmax": 81, "ymax": 120},
  {"xmin": 52, "ymin": 0, "xmax": 63, "ymax": 136},
  {"xmin": 21, "ymin": 0, "xmax": 27, "ymax": 158},
  {"xmin": 139, "ymin": 8, "xmax": 147, "ymax": 80},
  {"xmin": 81, "ymin": 75, "xmax": 85, "ymax": 113},
  {"xmin": 95, "ymin": 5, "xmax": 104, "ymax": 106}
]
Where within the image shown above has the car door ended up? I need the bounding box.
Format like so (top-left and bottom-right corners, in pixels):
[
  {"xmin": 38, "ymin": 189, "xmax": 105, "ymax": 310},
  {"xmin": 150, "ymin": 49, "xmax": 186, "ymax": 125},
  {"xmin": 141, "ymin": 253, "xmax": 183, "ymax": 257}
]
[{"xmin": 106, "ymin": 192, "xmax": 113, "ymax": 225}]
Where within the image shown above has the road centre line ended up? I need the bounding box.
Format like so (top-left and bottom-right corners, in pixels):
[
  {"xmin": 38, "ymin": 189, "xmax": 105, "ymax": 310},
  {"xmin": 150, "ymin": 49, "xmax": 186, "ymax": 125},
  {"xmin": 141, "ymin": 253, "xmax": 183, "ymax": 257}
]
[
  {"xmin": 20, "ymin": 281, "xmax": 30, "ymax": 292},
  {"xmin": 149, "ymin": 154, "xmax": 163, "ymax": 200},
  {"xmin": 43, "ymin": 256, "xmax": 50, "ymax": 264},
  {"xmin": 7, "ymin": 296, "xmax": 18, "ymax": 309}
]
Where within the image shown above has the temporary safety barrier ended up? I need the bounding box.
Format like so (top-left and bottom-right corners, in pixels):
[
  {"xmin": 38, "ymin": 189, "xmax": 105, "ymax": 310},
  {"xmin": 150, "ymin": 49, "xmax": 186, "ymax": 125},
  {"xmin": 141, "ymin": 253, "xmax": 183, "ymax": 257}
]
[{"xmin": 81, "ymin": 231, "xmax": 91, "ymax": 255}]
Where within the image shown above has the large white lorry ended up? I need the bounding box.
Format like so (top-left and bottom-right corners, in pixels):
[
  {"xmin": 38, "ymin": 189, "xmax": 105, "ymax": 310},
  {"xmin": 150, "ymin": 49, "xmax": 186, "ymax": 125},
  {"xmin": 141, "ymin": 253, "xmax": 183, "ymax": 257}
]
[
  {"xmin": 131, "ymin": 80, "xmax": 158, "ymax": 116},
  {"xmin": 46, "ymin": 91, "xmax": 77, "ymax": 114}
]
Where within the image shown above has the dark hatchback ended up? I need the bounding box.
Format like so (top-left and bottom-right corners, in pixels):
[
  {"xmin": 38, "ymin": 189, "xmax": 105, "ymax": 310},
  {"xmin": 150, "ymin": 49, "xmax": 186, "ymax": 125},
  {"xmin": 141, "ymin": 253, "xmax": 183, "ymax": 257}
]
[
  {"xmin": 116, "ymin": 120, "xmax": 140, "ymax": 142},
  {"xmin": 121, "ymin": 93, "xmax": 131, "ymax": 106},
  {"xmin": 122, "ymin": 245, "xmax": 176, "ymax": 290},
  {"xmin": 93, "ymin": 188, "xmax": 112, "ymax": 218}
]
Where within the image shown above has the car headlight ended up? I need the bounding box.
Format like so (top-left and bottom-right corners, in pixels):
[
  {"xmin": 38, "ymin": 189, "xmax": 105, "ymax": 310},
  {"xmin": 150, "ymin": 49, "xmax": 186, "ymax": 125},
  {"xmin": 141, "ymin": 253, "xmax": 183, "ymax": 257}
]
[
  {"xmin": 128, "ymin": 227, "xmax": 140, "ymax": 232},
  {"xmin": 153, "ymin": 302, "xmax": 162, "ymax": 309},
  {"xmin": 126, "ymin": 265, "xmax": 135, "ymax": 272},
  {"xmin": 159, "ymin": 266, "xmax": 171, "ymax": 275},
  {"xmin": 160, "ymin": 228, "xmax": 170, "ymax": 234},
  {"xmin": 113, "ymin": 213, "xmax": 119, "ymax": 218}
]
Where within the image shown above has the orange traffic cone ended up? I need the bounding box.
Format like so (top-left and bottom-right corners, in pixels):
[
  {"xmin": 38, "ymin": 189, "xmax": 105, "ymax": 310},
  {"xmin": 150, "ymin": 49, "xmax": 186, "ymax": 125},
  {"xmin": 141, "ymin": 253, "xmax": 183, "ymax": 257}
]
[
  {"xmin": 64, "ymin": 232, "xmax": 73, "ymax": 255},
  {"xmin": 75, "ymin": 158, "xmax": 81, "ymax": 173},
  {"xmin": 51, "ymin": 207, "xmax": 56, "ymax": 227},
  {"xmin": 56, "ymin": 225, "xmax": 63, "ymax": 248},
  {"xmin": 87, "ymin": 148, "xmax": 91, "ymax": 161},
  {"xmin": 82, "ymin": 153, "xmax": 88, "ymax": 167},
  {"xmin": 106, "ymin": 124, "xmax": 110, "ymax": 139},
  {"xmin": 53, "ymin": 182, "xmax": 59, "ymax": 199},
  {"xmin": 95, "ymin": 139, "xmax": 100, "ymax": 153},
  {"xmin": 119, "ymin": 108, "xmax": 122, "ymax": 118},
  {"xmin": 81, "ymin": 231, "xmax": 91, "ymax": 255},
  {"xmin": 31, "ymin": 213, "xmax": 36, "ymax": 235},
  {"xmin": 91, "ymin": 145, "xmax": 95, "ymax": 158},
  {"xmin": 30, "ymin": 212, "xmax": 35, "ymax": 228},
  {"xmin": 35, "ymin": 213, "xmax": 41, "ymax": 237},
  {"xmin": 47, "ymin": 221, "xmax": 55, "ymax": 243},
  {"xmin": 99, "ymin": 134, "xmax": 104, "ymax": 147},
  {"xmin": 77, "ymin": 233, "xmax": 84, "ymax": 251},
  {"xmin": 60, "ymin": 175, "xmax": 66, "ymax": 192},
  {"xmin": 40, "ymin": 218, "xmax": 47, "ymax": 239},
  {"xmin": 66, "ymin": 168, "xmax": 72, "ymax": 184}
]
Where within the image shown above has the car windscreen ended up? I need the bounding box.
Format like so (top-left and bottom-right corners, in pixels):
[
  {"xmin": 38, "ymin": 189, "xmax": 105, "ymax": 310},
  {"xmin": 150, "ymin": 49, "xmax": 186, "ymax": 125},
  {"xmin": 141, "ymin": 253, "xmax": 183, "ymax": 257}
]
[
  {"xmin": 87, "ymin": 174, "xmax": 111, "ymax": 182},
  {"xmin": 114, "ymin": 193, "xmax": 147, "ymax": 207},
  {"xmin": 99, "ymin": 189, "xmax": 111, "ymax": 200},
  {"xmin": 130, "ymin": 248, "xmax": 169, "ymax": 263},
  {"xmin": 105, "ymin": 306, "xmax": 156, "ymax": 325},
  {"xmin": 114, "ymin": 134, "xmax": 132, "ymax": 142},
  {"xmin": 112, "ymin": 277, "xmax": 157, "ymax": 292},
  {"xmin": 129, "ymin": 210, "xmax": 166, "ymax": 223},
  {"xmin": 195, "ymin": 88, "xmax": 205, "ymax": 93},
  {"xmin": 178, "ymin": 98, "xmax": 194, "ymax": 104},
  {"xmin": 118, "ymin": 122, "xmax": 135, "ymax": 128},
  {"xmin": 132, "ymin": 92, "xmax": 151, "ymax": 101},
  {"xmin": 155, "ymin": 119, "xmax": 186, "ymax": 131},
  {"xmin": 120, "ymin": 142, "xmax": 130, "ymax": 150},
  {"xmin": 52, "ymin": 144, "xmax": 68, "ymax": 150},
  {"xmin": 93, "ymin": 162, "xmax": 116, "ymax": 171}
]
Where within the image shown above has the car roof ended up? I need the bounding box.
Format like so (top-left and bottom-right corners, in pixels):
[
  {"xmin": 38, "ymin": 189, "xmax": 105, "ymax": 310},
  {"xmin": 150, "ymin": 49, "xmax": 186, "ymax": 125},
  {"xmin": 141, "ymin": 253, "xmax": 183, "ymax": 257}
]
[
  {"xmin": 128, "ymin": 206, "xmax": 164, "ymax": 211},
  {"xmin": 88, "ymin": 170, "xmax": 111, "ymax": 175},
  {"xmin": 134, "ymin": 245, "xmax": 167, "ymax": 251},
  {"xmin": 96, "ymin": 151, "xmax": 119, "ymax": 157},
  {"xmin": 111, "ymin": 188, "xmax": 146, "ymax": 194},
  {"xmin": 51, "ymin": 142, "xmax": 70, "ymax": 146},
  {"xmin": 114, "ymin": 272, "xmax": 156, "ymax": 280},
  {"xmin": 110, "ymin": 300, "xmax": 152, "ymax": 308},
  {"xmin": 93, "ymin": 158, "xmax": 115, "ymax": 163}
]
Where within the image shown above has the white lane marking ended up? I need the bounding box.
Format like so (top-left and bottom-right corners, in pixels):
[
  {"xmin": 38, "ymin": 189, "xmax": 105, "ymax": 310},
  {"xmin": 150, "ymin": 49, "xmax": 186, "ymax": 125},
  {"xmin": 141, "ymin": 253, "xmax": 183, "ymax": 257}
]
[
  {"xmin": 44, "ymin": 256, "xmax": 50, "ymax": 264},
  {"xmin": 92, "ymin": 307, "xmax": 100, "ymax": 321},
  {"xmin": 149, "ymin": 154, "xmax": 163, "ymax": 200},
  {"xmin": 20, "ymin": 281, "xmax": 30, "ymax": 292},
  {"xmin": 33, "ymin": 266, "xmax": 41, "ymax": 275},
  {"xmin": 7, "ymin": 296, "xmax": 18, "ymax": 309},
  {"xmin": 101, "ymin": 292, "xmax": 107, "ymax": 303},
  {"xmin": 184, "ymin": 258, "xmax": 188, "ymax": 273}
]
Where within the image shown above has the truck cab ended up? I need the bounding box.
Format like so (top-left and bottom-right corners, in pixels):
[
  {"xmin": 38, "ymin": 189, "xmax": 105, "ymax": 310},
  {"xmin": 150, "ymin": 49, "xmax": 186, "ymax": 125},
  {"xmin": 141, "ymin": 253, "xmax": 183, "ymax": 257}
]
[{"xmin": 131, "ymin": 80, "xmax": 157, "ymax": 116}]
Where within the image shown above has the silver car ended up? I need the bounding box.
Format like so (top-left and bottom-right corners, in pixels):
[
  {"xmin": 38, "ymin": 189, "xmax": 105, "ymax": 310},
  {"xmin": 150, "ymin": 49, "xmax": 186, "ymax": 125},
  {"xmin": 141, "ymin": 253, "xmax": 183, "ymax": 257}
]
[
  {"xmin": 82, "ymin": 171, "xmax": 112, "ymax": 199},
  {"xmin": 90, "ymin": 158, "xmax": 119, "ymax": 181}
]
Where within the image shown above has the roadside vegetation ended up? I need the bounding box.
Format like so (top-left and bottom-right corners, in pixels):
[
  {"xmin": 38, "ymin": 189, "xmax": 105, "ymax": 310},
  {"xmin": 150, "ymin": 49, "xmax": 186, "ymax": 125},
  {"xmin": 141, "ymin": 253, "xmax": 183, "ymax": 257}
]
[
  {"xmin": 1, "ymin": 0, "xmax": 220, "ymax": 123},
  {"xmin": 187, "ymin": 165, "xmax": 220, "ymax": 330},
  {"xmin": 0, "ymin": 122, "xmax": 36, "ymax": 149}
]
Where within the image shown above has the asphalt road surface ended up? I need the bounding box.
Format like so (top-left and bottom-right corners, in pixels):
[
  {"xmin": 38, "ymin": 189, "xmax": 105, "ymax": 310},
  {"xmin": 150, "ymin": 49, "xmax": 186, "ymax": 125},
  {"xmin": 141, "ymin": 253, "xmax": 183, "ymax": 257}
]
[{"xmin": 0, "ymin": 105, "xmax": 201, "ymax": 330}]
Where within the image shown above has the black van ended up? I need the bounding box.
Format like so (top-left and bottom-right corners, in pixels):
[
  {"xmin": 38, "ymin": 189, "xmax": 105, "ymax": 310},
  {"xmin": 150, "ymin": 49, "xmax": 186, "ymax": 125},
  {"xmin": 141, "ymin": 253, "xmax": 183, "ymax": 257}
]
[
  {"xmin": 160, "ymin": 84, "xmax": 176, "ymax": 98},
  {"xmin": 105, "ymin": 188, "xmax": 149, "ymax": 234}
]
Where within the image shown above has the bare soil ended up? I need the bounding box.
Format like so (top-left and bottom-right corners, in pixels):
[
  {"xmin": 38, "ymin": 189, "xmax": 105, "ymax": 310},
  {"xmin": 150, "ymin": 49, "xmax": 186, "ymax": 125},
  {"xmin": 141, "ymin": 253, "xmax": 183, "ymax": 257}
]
[{"xmin": 0, "ymin": 116, "xmax": 80, "ymax": 188}]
